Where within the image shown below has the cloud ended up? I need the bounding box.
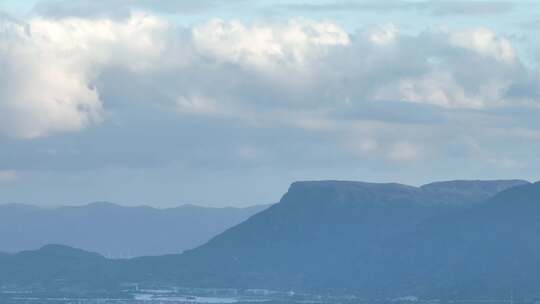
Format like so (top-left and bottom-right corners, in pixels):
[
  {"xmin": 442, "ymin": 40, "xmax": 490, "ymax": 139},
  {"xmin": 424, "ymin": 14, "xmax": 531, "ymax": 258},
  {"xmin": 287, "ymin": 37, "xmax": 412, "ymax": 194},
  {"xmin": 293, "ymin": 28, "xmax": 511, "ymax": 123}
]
[
  {"xmin": 0, "ymin": 12, "xmax": 537, "ymax": 148},
  {"xmin": 192, "ymin": 18, "xmax": 350, "ymax": 70},
  {"xmin": 425, "ymin": 1, "xmax": 515, "ymax": 16},
  {"xmin": 0, "ymin": 8, "xmax": 538, "ymax": 206},
  {"xmin": 32, "ymin": 0, "xmax": 230, "ymax": 19},
  {"xmin": 0, "ymin": 12, "xmax": 167, "ymax": 138},
  {"xmin": 368, "ymin": 23, "xmax": 399, "ymax": 46},
  {"xmin": 0, "ymin": 171, "xmax": 18, "ymax": 183},
  {"xmin": 449, "ymin": 28, "xmax": 515, "ymax": 63},
  {"xmin": 388, "ymin": 142, "xmax": 422, "ymax": 162},
  {"xmin": 185, "ymin": 19, "xmax": 529, "ymax": 114},
  {"xmin": 347, "ymin": 137, "xmax": 423, "ymax": 163},
  {"xmin": 0, "ymin": 16, "xmax": 102, "ymax": 138},
  {"xmin": 281, "ymin": 1, "xmax": 515, "ymax": 16}
]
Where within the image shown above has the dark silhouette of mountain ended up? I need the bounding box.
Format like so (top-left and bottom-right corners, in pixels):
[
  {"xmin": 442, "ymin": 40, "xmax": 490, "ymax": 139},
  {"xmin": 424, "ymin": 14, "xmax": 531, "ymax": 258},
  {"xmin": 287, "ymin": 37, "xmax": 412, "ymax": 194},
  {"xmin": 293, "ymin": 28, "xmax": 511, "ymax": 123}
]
[
  {"xmin": 0, "ymin": 244, "xmax": 125, "ymax": 290},
  {"xmin": 0, "ymin": 202, "xmax": 269, "ymax": 257},
  {"xmin": 377, "ymin": 181, "xmax": 540, "ymax": 298},
  {"xmin": 0, "ymin": 179, "xmax": 537, "ymax": 298},
  {"xmin": 121, "ymin": 179, "xmax": 530, "ymax": 293}
]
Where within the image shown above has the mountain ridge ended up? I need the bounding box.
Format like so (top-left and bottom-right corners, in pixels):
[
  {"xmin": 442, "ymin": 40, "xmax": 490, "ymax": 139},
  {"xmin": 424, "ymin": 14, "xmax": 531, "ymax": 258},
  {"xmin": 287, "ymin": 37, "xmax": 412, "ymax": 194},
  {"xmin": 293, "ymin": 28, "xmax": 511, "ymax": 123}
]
[
  {"xmin": 0, "ymin": 202, "xmax": 270, "ymax": 257},
  {"xmin": 0, "ymin": 179, "xmax": 537, "ymax": 298},
  {"xmin": 120, "ymin": 179, "xmax": 532, "ymax": 293}
]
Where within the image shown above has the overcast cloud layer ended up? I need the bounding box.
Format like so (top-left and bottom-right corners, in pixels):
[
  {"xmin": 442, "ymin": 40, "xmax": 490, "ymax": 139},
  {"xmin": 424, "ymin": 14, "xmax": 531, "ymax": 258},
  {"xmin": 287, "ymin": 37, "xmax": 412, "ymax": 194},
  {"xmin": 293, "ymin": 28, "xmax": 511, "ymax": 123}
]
[{"xmin": 1, "ymin": 0, "xmax": 540, "ymax": 206}]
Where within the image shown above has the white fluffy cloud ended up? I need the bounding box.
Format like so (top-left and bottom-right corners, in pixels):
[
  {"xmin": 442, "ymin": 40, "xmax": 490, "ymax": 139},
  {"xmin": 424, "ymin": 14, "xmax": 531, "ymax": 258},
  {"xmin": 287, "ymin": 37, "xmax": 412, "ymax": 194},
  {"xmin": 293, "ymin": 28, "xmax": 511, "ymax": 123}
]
[
  {"xmin": 192, "ymin": 18, "xmax": 350, "ymax": 70},
  {"xmin": 0, "ymin": 12, "xmax": 535, "ymax": 139},
  {"xmin": 0, "ymin": 17, "xmax": 101, "ymax": 138},
  {"xmin": 355, "ymin": 27, "xmax": 522, "ymax": 109},
  {"xmin": 367, "ymin": 23, "xmax": 399, "ymax": 46},
  {"xmin": 187, "ymin": 20, "xmax": 528, "ymax": 117},
  {"xmin": 0, "ymin": 13, "xmax": 167, "ymax": 138},
  {"xmin": 449, "ymin": 27, "xmax": 515, "ymax": 63}
]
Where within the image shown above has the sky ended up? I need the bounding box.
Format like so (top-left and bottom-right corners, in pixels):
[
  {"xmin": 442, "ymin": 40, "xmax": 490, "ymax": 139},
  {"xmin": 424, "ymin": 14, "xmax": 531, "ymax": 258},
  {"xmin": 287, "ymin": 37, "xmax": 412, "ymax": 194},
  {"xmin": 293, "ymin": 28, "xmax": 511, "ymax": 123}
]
[{"xmin": 1, "ymin": 0, "xmax": 540, "ymax": 207}]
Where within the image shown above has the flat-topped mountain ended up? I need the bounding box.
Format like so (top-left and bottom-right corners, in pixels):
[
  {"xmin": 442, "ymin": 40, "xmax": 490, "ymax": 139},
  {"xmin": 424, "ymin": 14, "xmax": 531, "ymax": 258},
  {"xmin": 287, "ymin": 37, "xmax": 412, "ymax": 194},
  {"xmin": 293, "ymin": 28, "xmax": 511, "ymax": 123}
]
[
  {"xmin": 0, "ymin": 202, "xmax": 269, "ymax": 257},
  {"xmin": 284, "ymin": 179, "xmax": 529, "ymax": 206},
  {"xmin": 0, "ymin": 179, "xmax": 537, "ymax": 298},
  {"xmin": 123, "ymin": 179, "xmax": 531, "ymax": 293}
]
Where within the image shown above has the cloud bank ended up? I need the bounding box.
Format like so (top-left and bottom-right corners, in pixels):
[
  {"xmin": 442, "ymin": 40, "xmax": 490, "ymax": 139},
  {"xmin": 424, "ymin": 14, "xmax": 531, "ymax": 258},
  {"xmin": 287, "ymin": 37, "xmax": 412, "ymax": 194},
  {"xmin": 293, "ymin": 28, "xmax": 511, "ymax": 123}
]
[
  {"xmin": 282, "ymin": 1, "xmax": 515, "ymax": 16},
  {"xmin": 0, "ymin": 12, "xmax": 534, "ymax": 139},
  {"xmin": 1, "ymin": 8, "xmax": 539, "ymax": 205}
]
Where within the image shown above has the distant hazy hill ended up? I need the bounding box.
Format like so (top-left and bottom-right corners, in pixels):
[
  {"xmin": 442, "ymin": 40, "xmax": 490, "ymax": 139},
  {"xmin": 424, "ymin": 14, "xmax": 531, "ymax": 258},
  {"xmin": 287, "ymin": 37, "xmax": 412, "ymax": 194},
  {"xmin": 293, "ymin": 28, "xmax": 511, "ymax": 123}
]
[
  {"xmin": 2, "ymin": 179, "xmax": 539, "ymax": 298},
  {"xmin": 0, "ymin": 202, "xmax": 269, "ymax": 257}
]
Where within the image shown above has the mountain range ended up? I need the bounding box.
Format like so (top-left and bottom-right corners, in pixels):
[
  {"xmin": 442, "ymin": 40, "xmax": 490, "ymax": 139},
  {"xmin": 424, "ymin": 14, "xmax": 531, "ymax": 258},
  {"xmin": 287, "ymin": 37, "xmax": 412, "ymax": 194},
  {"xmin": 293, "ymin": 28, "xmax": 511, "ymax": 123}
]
[
  {"xmin": 1, "ymin": 179, "xmax": 539, "ymax": 299},
  {"xmin": 0, "ymin": 202, "xmax": 269, "ymax": 257}
]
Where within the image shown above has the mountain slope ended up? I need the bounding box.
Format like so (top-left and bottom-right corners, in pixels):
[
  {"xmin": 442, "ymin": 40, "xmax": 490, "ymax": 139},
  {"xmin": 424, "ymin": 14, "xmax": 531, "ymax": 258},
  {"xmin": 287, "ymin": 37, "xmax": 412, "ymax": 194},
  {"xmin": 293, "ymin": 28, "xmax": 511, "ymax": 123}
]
[
  {"xmin": 0, "ymin": 179, "xmax": 535, "ymax": 298},
  {"xmin": 125, "ymin": 179, "xmax": 530, "ymax": 291},
  {"xmin": 420, "ymin": 179, "xmax": 530, "ymax": 205},
  {"xmin": 0, "ymin": 202, "xmax": 269, "ymax": 257},
  {"xmin": 379, "ymin": 181, "xmax": 540, "ymax": 298}
]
